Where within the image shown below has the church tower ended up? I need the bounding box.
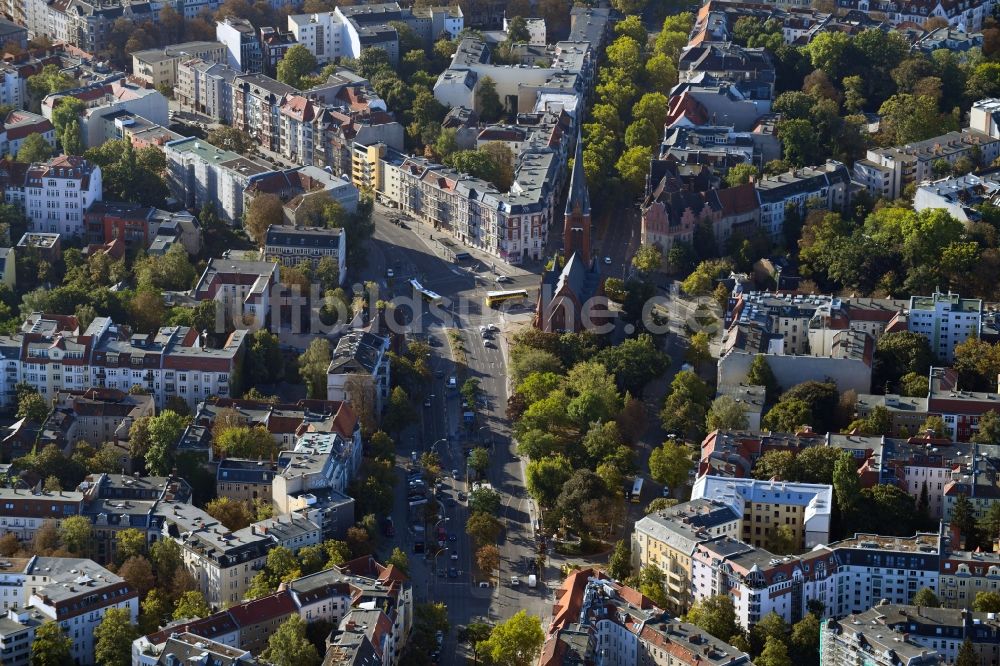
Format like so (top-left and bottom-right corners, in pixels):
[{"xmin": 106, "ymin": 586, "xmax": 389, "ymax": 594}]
[{"xmin": 563, "ymin": 128, "xmax": 591, "ymax": 262}]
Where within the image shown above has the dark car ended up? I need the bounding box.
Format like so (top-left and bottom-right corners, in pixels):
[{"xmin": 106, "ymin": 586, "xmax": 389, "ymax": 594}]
[
  {"xmin": 448, "ymin": 567, "xmax": 458, "ymax": 578},
  {"xmin": 448, "ymin": 533, "xmax": 457, "ymax": 542}
]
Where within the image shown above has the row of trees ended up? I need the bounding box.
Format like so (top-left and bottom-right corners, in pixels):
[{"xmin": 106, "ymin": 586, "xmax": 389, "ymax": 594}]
[
  {"xmin": 583, "ymin": 13, "xmax": 694, "ymax": 205},
  {"xmin": 509, "ymin": 327, "xmax": 670, "ymax": 537}
]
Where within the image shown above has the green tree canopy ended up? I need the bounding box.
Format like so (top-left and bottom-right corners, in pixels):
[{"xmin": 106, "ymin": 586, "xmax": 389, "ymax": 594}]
[{"xmin": 477, "ymin": 610, "xmax": 545, "ymax": 666}]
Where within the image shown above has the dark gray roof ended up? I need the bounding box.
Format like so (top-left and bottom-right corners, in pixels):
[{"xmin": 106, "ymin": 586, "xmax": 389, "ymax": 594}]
[
  {"xmin": 565, "ymin": 128, "xmax": 590, "ymax": 217},
  {"xmin": 265, "ymin": 225, "xmax": 343, "ymax": 249}
]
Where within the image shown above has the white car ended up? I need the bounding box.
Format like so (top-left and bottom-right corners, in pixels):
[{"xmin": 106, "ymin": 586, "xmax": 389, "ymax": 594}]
[
  {"xmin": 386, "ymin": 268, "xmax": 394, "ymax": 278},
  {"xmin": 604, "ymin": 256, "xmax": 612, "ymax": 265},
  {"xmin": 495, "ymin": 275, "xmax": 512, "ymax": 283},
  {"xmin": 488, "ymin": 324, "xmax": 499, "ymax": 332}
]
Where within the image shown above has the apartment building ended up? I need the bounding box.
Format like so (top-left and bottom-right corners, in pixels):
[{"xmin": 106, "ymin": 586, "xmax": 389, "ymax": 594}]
[
  {"xmin": 835, "ymin": 0, "xmax": 997, "ymax": 30},
  {"xmin": 263, "ymin": 226, "xmax": 346, "ymax": 279},
  {"xmin": 754, "ymin": 160, "xmax": 852, "ymax": 239},
  {"xmin": 718, "ymin": 323, "xmax": 874, "ymax": 394},
  {"xmin": 691, "ymin": 475, "xmax": 832, "ymax": 549},
  {"xmin": 0, "ymin": 313, "xmax": 246, "ymax": 412},
  {"xmin": 272, "ymin": 429, "xmax": 364, "ymax": 514},
  {"xmin": 131, "ymin": 632, "xmax": 254, "ymax": 666},
  {"xmin": 39, "ymin": 388, "xmax": 154, "ymax": 449},
  {"xmin": 540, "ymin": 568, "xmax": 753, "ymax": 666},
  {"xmin": 0, "ymin": 487, "xmax": 83, "ymax": 541},
  {"xmin": 0, "ymin": 111, "xmax": 55, "ymax": 159},
  {"xmin": 176, "ymin": 59, "xmax": 239, "ymax": 123},
  {"xmin": 855, "ymin": 99, "xmax": 1000, "ymax": 201},
  {"xmin": 246, "ymin": 166, "xmax": 360, "ymax": 224},
  {"xmin": 940, "ymin": 549, "xmax": 1000, "ymax": 610},
  {"xmin": 908, "ymin": 291, "xmax": 982, "ymax": 363},
  {"xmin": 0, "ymin": 606, "xmax": 48, "ymax": 666},
  {"xmin": 631, "ymin": 499, "xmax": 741, "ymax": 613},
  {"xmin": 84, "ymin": 202, "xmax": 202, "ymax": 255},
  {"xmin": 134, "ymin": 554, "xmax": 413, "ymax": 663},
  {"xmin": 192, "ymin": 258, "xmax": 280, "ymax": 330},
  {"xmin": 158, "ymin": 500, "xmax": 272, "ymax": 606},
  {"xmin": 25, "ymin": 0, "xmax": 158, "ymax": 54},
  {"xmin": 641, "ymin": 180, "xmax": 761, "ymax": 254},
  {"xmin": 914, "ymin": 172, "xmax": 1000, "ymax": 223},
  {"xmin": 327, "ymin": 330, "xmax": 391, "ymax": 413},
  {"xmin": 822, "ymin": 604, "xmax": 1000, "ymax": 666},
  {"xmin": 216, "ymin": 459, "xmax": 276, "ymax": 503},
  {"xmin": 217, "ymin": 17, "xmax": 263, "ymax": 73},
  {"xmin": 2, "ymin": 155, "xmax": 102, "ymax": 238},
  {"xmin": 42, "ymin": 79, "xmax": 168, "ymax": 149},
  {"xmin": 131, "ymin": 41, "xmax": 227, "ymax": 88},
  {"xmin": 165, "ymin": 137, "xmax": 274, "ymax": 223}
]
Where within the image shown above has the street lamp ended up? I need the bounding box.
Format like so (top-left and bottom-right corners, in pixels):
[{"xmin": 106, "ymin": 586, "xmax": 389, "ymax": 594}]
[{"xmin": 431, "ymin": 438, "xmax": 448, "ymax": 455}]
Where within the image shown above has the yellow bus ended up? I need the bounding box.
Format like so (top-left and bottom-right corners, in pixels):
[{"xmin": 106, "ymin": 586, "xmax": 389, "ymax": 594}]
[
  {"xmin": 630, "ymin": 477, "xmax": 644, "ymax": 504},
  {"xmin": 485, "ymin": 289, "xmax": 528, "ymax": 308}
]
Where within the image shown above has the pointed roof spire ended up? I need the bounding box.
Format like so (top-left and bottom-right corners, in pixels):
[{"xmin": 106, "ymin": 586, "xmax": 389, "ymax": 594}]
[{"xmin": 565, "ymin": 126, "xmax": 590, "ymax": 217}]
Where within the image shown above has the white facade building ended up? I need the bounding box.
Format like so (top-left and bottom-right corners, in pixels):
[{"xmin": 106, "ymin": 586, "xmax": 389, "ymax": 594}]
[
  {"xmin": 4, "ymin": 156, "xmax": 102, "ymax": 238},
  {"xmin": 907, "ymin": 291, "xmax": 982, "ymax": 363}
]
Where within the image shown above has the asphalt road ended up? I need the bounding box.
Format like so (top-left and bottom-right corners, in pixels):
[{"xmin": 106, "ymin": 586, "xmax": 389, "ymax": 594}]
[{"xmin": 365, "ymin": 204, "xmax": 552, "ymax": 663}]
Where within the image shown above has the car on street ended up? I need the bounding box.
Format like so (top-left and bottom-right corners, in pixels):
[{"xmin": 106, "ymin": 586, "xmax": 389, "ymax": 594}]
[
  {"xmin": 604, "ymin": 256, "xmax": 612, "ymax": 264},
  {"xmin": 448, "ymin": 533, "xmax": 457, "ymax": 542},
  {"xmin": 488, "ymin": 324, "xmax": 499, "ymax": 332},
  {"xmin": 478, "ymin": 581, "xmax": 490, "ymax": 588},
  {"xmin": 448, "ymin": 567, "xmax": 458, "ymax": 578},
  {"xmin": 450, "ymin": 550, "xmax": 459, "ymax": 560},
  {"xmin": 495, "ymin": 275, "xmax": 511, "ymax": 283},
  {"xmin": 386, "ymin": 268, "xmax": 394, "ymax": 278},
  {"xmin": 663, "ymin": 485, "xmax": 671, "ymax": 497},
  {"xmin": 447, "ymin": 376, "xmax": 457, "ymax": 389},
  {"xmin": 457, "ymin": 491, "xmax": 467, "ymax": 502},
  {"xmin": 424, "ymin": 398, "xmax": 431, "ymax": 408},
  {"xmin": 511, "ymin": 576, "xmax": 520, "ymax": 586},
  {"xmin": 452, "ymin": 468, "xmax": 460, "ymax": 479},
  {"xmin": 484, "ymin": 340, "xmax": 495, "ymax": 348}
]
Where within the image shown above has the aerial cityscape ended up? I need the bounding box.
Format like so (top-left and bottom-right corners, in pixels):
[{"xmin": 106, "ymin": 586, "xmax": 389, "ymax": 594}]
[{"xmin": 0, "ymin": 0, "xmax": 996, "ymax": 664}]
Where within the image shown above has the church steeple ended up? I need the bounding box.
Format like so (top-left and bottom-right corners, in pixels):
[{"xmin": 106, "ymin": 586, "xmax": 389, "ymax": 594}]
[{"xmin": 563, "ymin": 127, "xmax": 591, "ymax": 261}]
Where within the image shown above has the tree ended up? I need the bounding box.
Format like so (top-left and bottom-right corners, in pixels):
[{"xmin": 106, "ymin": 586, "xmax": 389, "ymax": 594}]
[
  {"xmin": 638, "ymin": 565, "xmax": 669, "ymax": 608},
  {"xmin": 747, "ymin": 355, "xmax": 779, "ymax": 404},
  {"xmin": 751, "ymin": 612, "xmax": 788, "ymax": 655},
  {"xmin": 17, "ymin": 391, "xmax": 49, "ymax": 423},
  {"xmin": 139, "ymin": 588, "xmax": 172, "ymax": 634},
  {"xmin": 17, "ymin": 133, "xmax": 52, "ymax": 163},
  {"xmin": 468, "ymin": 447, "xmax": 490, "ymax": 477},
  {"xmin": 778, "ymin": 118, "xmax": 821, "ymax": 166},
  {"xmin": 206, "ymin": 126, "xmax": 254, "ymax": 154},
  {"xmin": 833, "ymin": 450, "xmax": 861, "ymax": 515},
  {"xmin": 790, "ymin": 614, "xmax": 820, "ymax": 663},
  {"xmin": 762, "ymin": 399, "xmax": 811, "ymax": 433},
  {"xmin": 632, "ymin": 245, "xmax": 663, "ymax": 273},
  {"xmin": 205, "ymin": 496, "xmax": 253, "ymax": 531},
  {"xmin": 118, "ymin": 556, "xmax": 155, "ymax": 598},
  {"xmin": 59, "ymin": 515, "xmax": 91, "ymax": 555},
  {"xmin": 261, "ymin": 615, "xmax": 321, "ymax": 666},
  {"xmin": 115, "ymin": 528, "xmax": 147, "ymax": 562},
  {"xmin": 725, "ymin": 164, "xmax": 760, "ymax": 188},
  {"xmin": 468, "ymin": 486, "xmax": 502, "ymax": 515},
  {"xmin": 754, "ymin": 450, "xmax": 797, "ymax": 481},
  {"xmin": 94, "ymin": 607, "xmax": 139, "ymax": 666},
  {"xmin": 214, "ymin": 425, "xmax": 278, "ymax": 460},
  {"xmin": 686, "ymin": 331, "xmax": 712, "ymax": 367},
  {"xmin": 244, "ymin": 193, "xmax": 284, "ymax": 246},
  {"xmin": 874, "ymin": 331, "xmax": 934, "ymax": 392},
  {"xmin": 525, "ymin": 455, "xmax": 572, "ymax": 508},
  {"xmin": 685, "ymin": 595, "xmax": 739, "ymax": 642},
  {"xmin": 30, "ymin": 622, "xmax": 72, "ymax": 666},
  {"xmin": 298, "ymin": 338, "xmax": 331, "ymax": 399},
  {"xmin": 383, "ymin": 386, "xmax": 416, "ymax": 436},
  {"xmin": 476, "ymin": 76, "xmax": 503, "ymax": 122},
  {"xmin": 144, "ymin": 410, "xmax": 188, "ymax": 476},
  {"xmin": 476, "ymin": 544, "xmax": 500, "ymax": 581},
  {"xmin": 466, "ymin": 512, "xmax": 502, "ymax": 547},
  {"xmin": 756, "ymin": 636, "xmax": 792, "ymax": 666},
  {"xmin": 386, "ymin": 547, "xmax": 409, "ymax": 574},
  {"xmin": 150, "ymin": 535, "xmax": 182, "ymax": 583},
  {"xmin": 952, "ymin": 494, "xmax": 978, "ymax": 549},
  {"xmin": 956, "ymin": 638, "xmax": 977, "ymax": 666},
  {"xmin": 608, "ymin": 540, "xmax": 632, "ymax": 581},
  {"xmin": 478, "ymin": 609, "xmax": 544, "ymax": 666},
  {"xmin": 649, "ymin": 441, "xmax": 692, "ymax": 491},
  {"xmin": 911, "ymin": 587, "xmax": 940, "ymax": 607},
  {"xmin": 706, "ymin": 395, "xmax": 749, "ymax": 432},
  {"xmin": 50, "ymin": 97, "xmax": 84, "ymax": 138},
  {"xmin": 973, "ymin": 591, "xmax": 1000, "ymax": 613},
  {"xmin": 616, "ymin": 145, "xmax": 652, "ymax": 194},
  {"xmin": 62, "ymin": 119, "xmax": 83, "ymax": 156},
  {"xmin": 173, "ymin": 590, "xmax": 211, "ymax": 620},
  {"xmin": 276, "ymin": 44, "xmax": 317, "ymax": 88}
]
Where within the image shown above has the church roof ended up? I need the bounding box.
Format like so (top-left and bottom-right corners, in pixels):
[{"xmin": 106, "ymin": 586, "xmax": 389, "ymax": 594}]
[{"xmin": 565, "ymin": 128, "xmax": 590, "ymax": 217}]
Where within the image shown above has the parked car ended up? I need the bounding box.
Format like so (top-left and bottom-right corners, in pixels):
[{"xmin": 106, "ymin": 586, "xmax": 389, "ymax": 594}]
[
  {"xmin": 386, "ymin": 268, "xmax": 394, "ymax": 278},
  {"xmin": 450, "ymin": 551, "xmax": 459, "ymax": 560},
  {"xmin": 495, "ymin": 275, "xmax": 512, "ymax": 283},
  {"xmin": 448, "ymin": 567, "xmax": 458, "ymax": 578}
]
